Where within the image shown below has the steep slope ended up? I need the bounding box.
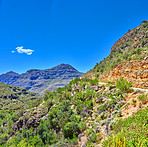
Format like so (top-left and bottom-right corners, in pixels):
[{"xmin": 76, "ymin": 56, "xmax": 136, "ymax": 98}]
[
  {"xmin": 1, "ymin": 21, "xmax": 148, "ymax": 147},
  {"xmin": 0, "ymin": 82, "xmax": 42, "ymax": 145},
  {"xmin": 0, "ymin": 82, "xmax": 41, "ymax": 110},
  {"xmin": 0, "ymin": 64, "xmax": 83, "ymax": 94},
  {"xmin": 0, "ymin": 71, "xmax": 19, "ymax": 85},
  {"xmin": 3, "ymin": 78, "xmax": 148, "ymax": 147},
  {"xmin": 82, "ymin": 21, "xmax": 148, "ymax": 89}
]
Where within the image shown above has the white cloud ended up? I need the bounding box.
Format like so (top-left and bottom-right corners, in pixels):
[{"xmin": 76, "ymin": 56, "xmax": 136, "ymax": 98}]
[
  {"xmin": 15, "ymin": 46, "xmax": 34, "ymax": 55},
  {"xmin": 12, "ymin": 51, "xmax": 15, "ymax": 53}
]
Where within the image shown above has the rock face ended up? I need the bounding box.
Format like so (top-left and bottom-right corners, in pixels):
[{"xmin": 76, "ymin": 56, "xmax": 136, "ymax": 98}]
[
  {"xmin": 12, "ymin": 103, "xmax": 48, "ymax": 132},
  {"xmin": 99, "ymin": 60, "xmax": 148, "ymax": 88},
  {"xmin": 99, "ymin": 21, "xmax": 148, "ymax": 89},
  {"xmin": 83, "ymin": 21, "xmax": 148, "ymax": 89},
  {"xmin": 111, "ymin": 20, "xmax": 148, "ymax": 52},
  {"xmin": 0, "ymin": 64, "xmax": 83, "ymax": 94}
]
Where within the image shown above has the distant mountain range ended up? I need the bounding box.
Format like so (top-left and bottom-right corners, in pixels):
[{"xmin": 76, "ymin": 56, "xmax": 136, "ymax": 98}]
[{"xmin": 0, "ymin": 64, "xmax": 83, "ymax": 95}]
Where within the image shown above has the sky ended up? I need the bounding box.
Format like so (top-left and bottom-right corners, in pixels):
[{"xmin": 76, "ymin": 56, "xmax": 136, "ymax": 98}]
[{"xmin": 0, "ymin": 0, "xmax": 147, "ymax": 74}]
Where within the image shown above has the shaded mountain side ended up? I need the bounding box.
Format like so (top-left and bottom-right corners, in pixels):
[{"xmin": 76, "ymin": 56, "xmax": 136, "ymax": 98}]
[
  {"xmin": 0, "ymin": 71, "xmax": 19, "ymax": 85},
  {"xmin": 82, "ymin": 21, "xmax": 148, "ymax": 89},
  {"xmin": 0, "ymin": 82, "xmax": 42, "ymax": 110},
  {"xmin": 0, "ymin": 64, "xmax": 83, "ymax": 94}
]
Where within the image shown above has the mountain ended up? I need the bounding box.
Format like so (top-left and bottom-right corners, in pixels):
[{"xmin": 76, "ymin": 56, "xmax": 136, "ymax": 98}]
[
  {"xmin": 0, "ymin": 64, "xmax": 83, "ymax": 94},
  {"xmin": 1, "ymin": 21, "xmax": 148, "ymax": 147},
  {"xmin": 0, "ymin": 82, "xmax": 42, "ymax": 110},
  {"xmin": 0, "ymin": 82, "xmax": 42, "ymax": 145},
  {"xmin": 0, "ymin": 71, "xmax": 19, "ymax": 85},
  {"xmin": 82, "ymin": 20, "xmax": 148, "ymax": 89}
]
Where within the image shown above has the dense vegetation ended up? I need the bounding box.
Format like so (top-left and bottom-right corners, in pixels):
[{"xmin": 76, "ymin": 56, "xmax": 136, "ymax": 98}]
[
  {"xmin": 103, "ymin": 107, "xmax": 148, "ymax": 147},
  {"xmin": 3, "ymin": 78, "xmax": 100, "ymax": 146},
  {"xmin": 1, "ymin": 76, "xmax": 147, "ymax": 147},
  {"xmin": 0, "ymin": 22, "xmax": 148, "ymax": 147},
  {"xmin": 0, "ymin": 82, "xmax": 42, "ymax": 145}
]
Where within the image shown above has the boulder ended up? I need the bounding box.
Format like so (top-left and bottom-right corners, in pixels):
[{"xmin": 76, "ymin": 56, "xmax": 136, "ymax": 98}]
[
  {"xmin": 78, "ymin": 133, "xmax": 84, "ymax": 141},
  {"xmin": 95, "ymin": 126, "xmax": 101, "ymax": 133}
]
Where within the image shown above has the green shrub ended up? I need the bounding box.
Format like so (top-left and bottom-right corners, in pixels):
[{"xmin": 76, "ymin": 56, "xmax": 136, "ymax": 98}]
[
  {"xmin": 88, "ymin": 133, "xmax": 97, "ymax": 143},
  {"xmin": 103, "ymin": 132, "xmax": 126, "ymax": 147},
  {"xmin": 64, "ymin": 121, "xmax": 80, "ymax": 139},
  {"xmin": 37, "ymin": 120, "xmax": 56, "ymax": 144},
  {"xmin": 116, "ymin": 78, "xmax": 132, "ymax": 93},
  {"xmin": 26, "ymin": 136, "xmax": 44, "ymax": 146},
  {"xmin": 103, "ymin": 107, "xmax": 148, "ymax": 146},
  {"xmin": 138, "ymin": 94, "xmax": 148, "ymax": 104}
]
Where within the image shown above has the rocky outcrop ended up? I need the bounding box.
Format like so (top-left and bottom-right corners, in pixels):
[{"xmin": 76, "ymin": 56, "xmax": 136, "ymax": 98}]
[
  {"xmin": 99, "ymin": 60, "xmax": 148, "ymax": 88},
  {"xmin": 12, "ymin": 103, "xmax": 48, "ymax": 132},
  {"xmin": 82, "ymin": 21, "xmax": 148, "ymax": 89},
  {"xmin": 12, "ymin": 116, "xmax": 41, "ymax": 132},
  {"xmin": 111, "ymin": 20, "xmax": 148, "ymax": 52}
]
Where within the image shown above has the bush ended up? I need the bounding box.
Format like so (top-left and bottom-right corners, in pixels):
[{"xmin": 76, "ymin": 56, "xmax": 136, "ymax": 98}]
[
  {"xmin": 88, "ymin": 133, "xmax": 97, "ymax": 143},
  {"xmin": 138, "ymin": 94, "xmax": 148, "ymax": 104},
  {"xmin": 116, "ymin": 78, "xmax": 132, "ymax": 93},
  {"xmin": 103, "ymin": 133, "xmax": 126, "ymax": 147},
  {"xmin": 64, "ymin": 121, "xmax": 80, "ymax": 139},
  {"xmin": 103, "ymin": 107, "xmax": 148, "ymax": 146},
  {"xmin": 37, "ymin": 120, "xmax": 56, "ymax": 144},
  {"xmin": 27, "ymin": 136, "xmax": 44, "ymax": 147}
]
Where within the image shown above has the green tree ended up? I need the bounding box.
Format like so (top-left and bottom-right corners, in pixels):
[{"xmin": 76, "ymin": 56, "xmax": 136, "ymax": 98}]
[{"xmin": 64, "ymin": 121, "xmax": 80, "ymax": 139}]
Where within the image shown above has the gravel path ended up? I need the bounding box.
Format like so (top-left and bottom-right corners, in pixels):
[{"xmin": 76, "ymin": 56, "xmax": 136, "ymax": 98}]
[{"xmin": 99, "ymin": 82, "xmax": 148, "ymax": 92}]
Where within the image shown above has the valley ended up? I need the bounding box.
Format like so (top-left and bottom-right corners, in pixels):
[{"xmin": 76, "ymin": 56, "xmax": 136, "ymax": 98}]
[{"xmin": 0, "ymin": 21, "xmax": 147, "ymax": 147}]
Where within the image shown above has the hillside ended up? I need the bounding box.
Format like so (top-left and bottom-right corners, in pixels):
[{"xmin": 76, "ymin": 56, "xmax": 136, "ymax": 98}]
[
  {"xmin": 0, "ymin": 22, "xmax": 148, "ymax": 147},
  {"xmin": 82, "ymin": 21, "xmax": 148, "ymax": 89},
  {"xmin": 0, "ymin": 82, "xmax": 42, "ymax": 145},
  {"xmin": 2, "ymin": 78, "xmax": 148, "ymax": 147},
  {"xmin": 0, "ymin": 64, "xmax": 83, "ymax": 95},
  {"xmin": 0, "ymin": 82, "xmax": 41, "ymax": 110}
]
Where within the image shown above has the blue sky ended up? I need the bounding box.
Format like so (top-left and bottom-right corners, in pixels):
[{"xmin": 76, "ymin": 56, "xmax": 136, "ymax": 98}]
[{"xmin": 0, "ymin": 0, "xmax": 147, "ymax": 74}]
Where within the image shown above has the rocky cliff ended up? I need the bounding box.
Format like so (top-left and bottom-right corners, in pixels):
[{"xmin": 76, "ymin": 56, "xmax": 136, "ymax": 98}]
[
  {"xmin": 83, "ymin": 21, "xmax": 148, "ymax": 89},
  {"xmin": 111, "ymin": 20, "xmax": 148, "ymax": 52},
  {"xmin": 0, "ymin": 64, "xmax": 83, "ymax": 94},
  {"xmin": 99, "ymin": 60, "xmax": 148, "ymax": 88}
]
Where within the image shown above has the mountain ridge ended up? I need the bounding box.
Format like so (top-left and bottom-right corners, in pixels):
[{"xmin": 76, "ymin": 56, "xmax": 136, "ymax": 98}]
[
  {"xmin": 0, "ymin": 21, "xmax": 148, "ymax": 147},
  {"xmin": 82, "ymin": 21, "xmax": 148, "ymax": 89},
  {"xmin": 0, "ymin": 63, "xmax": 83, "ymax": 94}
]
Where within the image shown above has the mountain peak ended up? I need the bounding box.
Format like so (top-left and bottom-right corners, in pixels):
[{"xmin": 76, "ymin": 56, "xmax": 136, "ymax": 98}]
[
  {"xmin": 50, "ymin": 64, "xmax": 79, "ymax": 72},
  {"xmin": 0, "ymin": 64, "xmax": 83, "ymax": 94},
  {"xmin": 5, "ymin": 71, "xmax": 18, "ymax": 75},
  {"xmin": 55, "ymin": 63, "xmax": 73, "ymax": 67}
]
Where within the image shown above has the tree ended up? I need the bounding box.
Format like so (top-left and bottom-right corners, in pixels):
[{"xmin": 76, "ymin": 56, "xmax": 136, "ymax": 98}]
[{"xmin": 64, "ymin": 121, "xmax": 80, "ymax": 139}]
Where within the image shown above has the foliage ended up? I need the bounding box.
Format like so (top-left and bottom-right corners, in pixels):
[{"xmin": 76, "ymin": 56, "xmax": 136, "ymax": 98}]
[
  {"xmin": 103, "ymin": 107, "xmax": 148, "ymax": 146},
  {"xmin": 1, "ymin": 55, "xmax": 148, "ymax": 147},
  {"xmin": 116, "ymin": 78, "xmax": 132, "ymax": 93},
  {"xmin": 64, "ymin": 121, "xmax": 80, "ymax": 138},
  {"xmin": 138, "ymin": 94, "xmax": 148, "ymax": 104},
  {"xmin": 92, "ymin": 45, "xmax": 148, "ymax": 78}
]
